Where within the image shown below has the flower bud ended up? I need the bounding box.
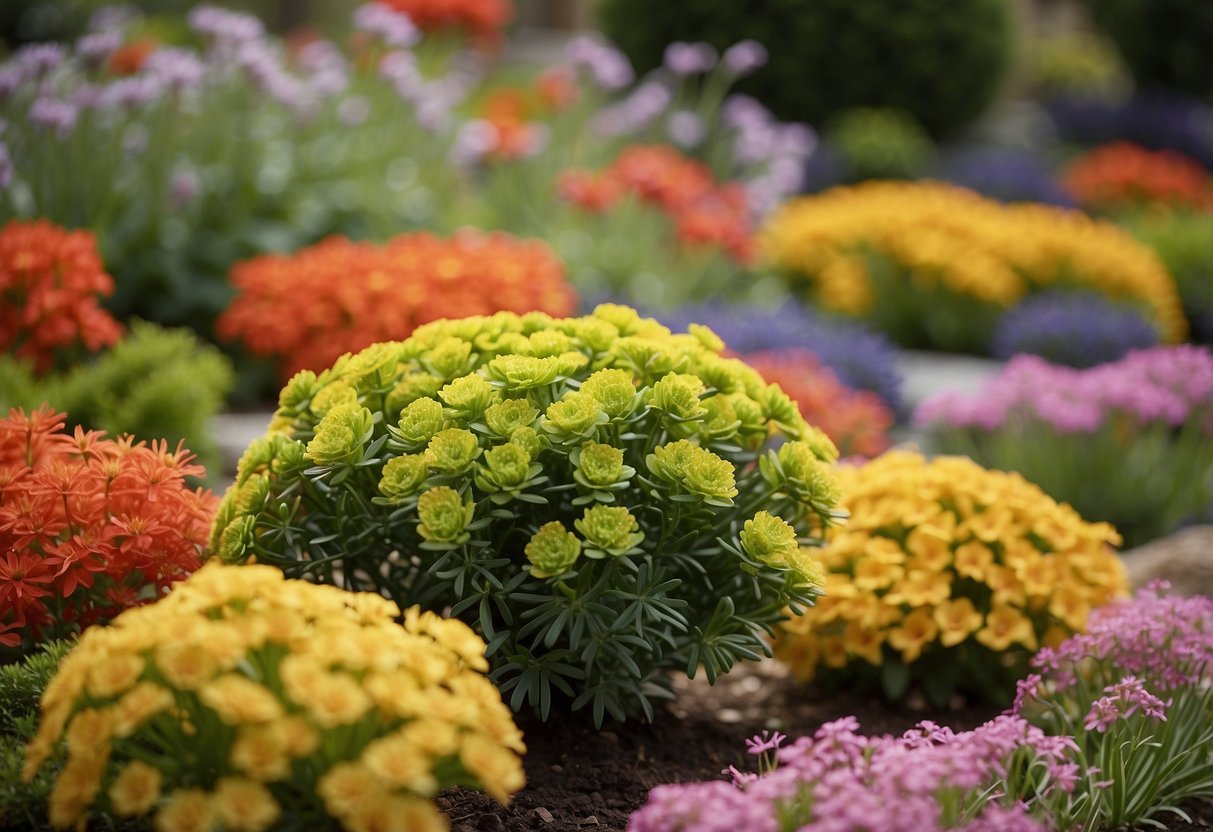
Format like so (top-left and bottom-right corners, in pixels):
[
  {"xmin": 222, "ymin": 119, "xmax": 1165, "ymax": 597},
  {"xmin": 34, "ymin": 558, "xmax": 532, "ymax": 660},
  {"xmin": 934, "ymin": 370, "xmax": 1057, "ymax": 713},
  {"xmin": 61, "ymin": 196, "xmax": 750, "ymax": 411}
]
[
  {"xmin": 484, "ymin": 399, "xmax": 539, "ymax": 437},
  {"xmin": 740, "ymin": 511, "xmax": 799, "ymax": 567},
  {"xmin": 422, "ymin": 338, "xmax": 473, "ymax": 379},
  {"xmin": 525, "ymin": 521, "xmax": 581, "ymax": 578},
  {"xmin": 378, "ymin": 454, "xmax": 428, "ymax": 502},
  {"xmin": 486, "ymin": 355, "xmax": 562, "ymax": 390},
  {"xmin": 306, "ymin": 403, "xmax": 374, "ymax": 466},
  {"xmin": 649, "ymin": 373, "xmax": 707, "ymax": 421},
  {"xmin": 575, "ymin": 442, "xmax": 625, "ymax": 486},
  {"xmin": 439, "ymin": 374, "xmax": 497, "ymax": 420},
  {"xmin": 396, "ymin": 398, "xmax": 445, "ymax": 446},
  {"xmin": 476, "ymin": 443, "xmax": 532, "ymax": 492},
  {"xmin": 575, "ymin": 506, "xmax": 643, "ymax": 555},
  {"xmin": 425, "ymin": 429, "xmax": 481, "ymax": 475},
  {"xmin": 579, "ymin": 368, "xmax": 637, "ymax": 419},
  {"xmin": 542, "ymin": 392, "xmax": 604, "ymax": 437},
  {"xmin": 416, "ymin": 487, "xmax": 475, "ymax": 543}
]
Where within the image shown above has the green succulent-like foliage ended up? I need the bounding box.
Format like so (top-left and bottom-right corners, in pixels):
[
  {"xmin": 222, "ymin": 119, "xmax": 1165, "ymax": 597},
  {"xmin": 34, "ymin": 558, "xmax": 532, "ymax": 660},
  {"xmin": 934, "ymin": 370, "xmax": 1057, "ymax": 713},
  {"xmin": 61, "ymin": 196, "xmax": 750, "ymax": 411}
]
[
  {"xmin": 1084, "ymin": 0, "xmax": 1213, "ymax": 97},
  {"xmin": 0, "ymin": 320, "xmax": 233, "ymax": 474},
  {"xmin": 211, "ymin": 306, "xmax": 841, "ymax": 725},
  {"xmin": 598, "ymin": 0, "xmax": 1015, "ymax": 138}
]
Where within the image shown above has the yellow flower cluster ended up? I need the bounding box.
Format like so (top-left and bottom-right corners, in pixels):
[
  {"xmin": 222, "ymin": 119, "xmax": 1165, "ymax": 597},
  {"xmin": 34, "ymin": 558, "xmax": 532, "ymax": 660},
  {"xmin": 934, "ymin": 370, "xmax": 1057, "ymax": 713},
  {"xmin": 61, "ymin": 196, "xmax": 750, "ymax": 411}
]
[
  {"xmin": 774, "ymin": 451, "xmax": 1127, "ymax": 698},
  {"xmin": 23, "ymin": 563, "xmax": 525, "ymax": 832},
  {"xmin": 761, "ymin": 181, "xmax": 1186, "ymax": 342}
]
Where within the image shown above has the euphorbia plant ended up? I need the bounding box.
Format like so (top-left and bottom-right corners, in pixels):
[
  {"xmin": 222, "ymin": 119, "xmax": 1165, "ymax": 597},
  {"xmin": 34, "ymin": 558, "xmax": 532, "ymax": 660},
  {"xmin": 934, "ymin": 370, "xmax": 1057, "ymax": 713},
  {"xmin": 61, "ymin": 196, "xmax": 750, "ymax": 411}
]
[
  {"xmin": 0, "ymin": 406, "xmax": 216, "ymax": 657},
  {"xmin": 211, "ymin": 305, "xmax": 841, "ymax": 724}
]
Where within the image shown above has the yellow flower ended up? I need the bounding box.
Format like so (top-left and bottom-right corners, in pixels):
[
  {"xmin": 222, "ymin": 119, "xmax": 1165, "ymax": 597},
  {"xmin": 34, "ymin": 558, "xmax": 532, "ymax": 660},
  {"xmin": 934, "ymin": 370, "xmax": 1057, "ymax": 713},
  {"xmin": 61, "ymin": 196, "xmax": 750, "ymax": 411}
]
[
  {"xmin": 86, "ymin": 653, "xmax": 145, "ymax": 699},
  {"xmin": 154, "ymin": 639, "xmax": 219, "ymax": 690},
  {"xmin": 318, "ymin": 761, "xmax": 384, "ymax": 819},
  {"xmin": 886, "ymin": 608, "xmax": 939, "ymax": 663},
  {"xmin": 65, "ymin": 708, "xmax": 114, "ymax": 758},
  {"xmin": 112, "ymin": 682, "xmax": 174, "ymax": 738},
  {"xmin": 905, "ymin": 525, "xmax": 952, "ymax": 572},
  {"xmin": 933, "ymin": 598, "xmax": 984, "ymax": 648},
  {"xmin": 1049, "ymin": 584, "xmax": 1092, "ymax": 631},
  {"xmin": 843, "ymin": 620, "xmax": 886, "ymax": 665},
  {"xmin": 819, "ymin": 634, "xmax": 849, "ymax": 669},
  {"xmin": 460, "ymin": 731, "xmax": 526, "ymax": 804},
  {"xmin": 976, "ymin": 604, "xmax": 1037, "ymax": 652},
  {"xmin": 48, "ymin": 754, "xmax": 105, "ymax": 829},
  {"xmin": 984, "ymin": 565, "xmax": 1027, "ymax": 607},
  {"xmin": 953, "ymin": 541, "xmax": 994, "ymax": 582},
  {"xmin": 230, "ymin": 724, "xmax": 291, "ymax": 781},
  {"xmin": 853, "ymin": 559, "xmax": 903, "ymax": 592},
  {"xmin": 214, "ymin": 777, "xmax": 281, "ymax": 832},
  {"xmin": 199, "ymin": 675, "xmax": 284, "ymax": 725},
  {"xmin": 155, "ymin": 788, "xmax": 215, "ymax": 832},
  {"xmin": 304, "ymin": 671, "xmax": 373, "ymax": 729},
  {"xmin": 361, "ymin": 733, "xmax": 439, "ymax": 795},
  {"xmin": 344, "ymin": 793, "xmax": 448, "ymax": 832},
  {"xmin": 883, "ymin": 570, "xmax": 952, "ymax": 607},
  {"xmin": 959, "ymin": 507, "xmax": 1020, "ymax": 543},
  {"xmin": 108, "ymin": 760, "xmax": 162, "ymax": 817}
]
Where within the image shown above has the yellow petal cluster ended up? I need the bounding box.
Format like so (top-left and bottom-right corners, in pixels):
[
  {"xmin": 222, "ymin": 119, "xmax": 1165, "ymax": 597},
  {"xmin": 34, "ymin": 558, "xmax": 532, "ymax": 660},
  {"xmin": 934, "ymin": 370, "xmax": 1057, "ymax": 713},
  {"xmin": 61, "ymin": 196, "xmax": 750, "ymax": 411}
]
[
  {"xmin": 23, "ymin": 562, "xmax": 525, "ymax": 832},
  {"xmin": 761, "ymin": 181, "xmax": 1186, "ymax": 341},
  {"xmin": 774, "ymin": 451, "xmax": 1127, "ymax": 690}
]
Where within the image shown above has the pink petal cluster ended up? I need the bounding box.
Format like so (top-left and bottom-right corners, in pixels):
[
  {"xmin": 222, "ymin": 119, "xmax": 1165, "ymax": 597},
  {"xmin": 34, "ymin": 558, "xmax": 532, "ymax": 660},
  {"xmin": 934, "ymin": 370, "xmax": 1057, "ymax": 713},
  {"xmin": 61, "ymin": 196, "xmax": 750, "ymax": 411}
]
[
  {"xmin": 628, "ymin": 716, "xmax": 1075, "ymax": 832},
  {"xmin": 915, "ymin": 346, "xmax": 1213, "ymax": 434}
]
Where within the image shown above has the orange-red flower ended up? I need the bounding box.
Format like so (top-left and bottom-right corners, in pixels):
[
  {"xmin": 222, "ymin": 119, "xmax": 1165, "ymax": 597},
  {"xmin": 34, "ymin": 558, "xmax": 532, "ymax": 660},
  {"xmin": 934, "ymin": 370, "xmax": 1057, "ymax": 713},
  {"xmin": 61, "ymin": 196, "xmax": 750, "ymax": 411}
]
[
  {"xmin": 1063, "ymin": 142, "xmax": 1213, "ymax": 212},
  {"xmin": 106, "ymin": 37, "xmax": 157, "ymax": 76},
  {"xmin": 0, "ymin": 406, "xmax": 215, "ymax": 655},
  {"xmin": 372, "ymin": 0, "xmax": 513, "ymax": 43},
  {"xmin": 559, "ymin": 145, "xmax": 755, "ymax": 263},
  {"xmin": 744, "ymin": 349, "xmax": 893, "ymax": 459},
  {"xmin": 218, "ymin": 230, "xmax": 577, "ymax": 379},
  {"xmin": 0, "ymin": 220, "xmax": 123, "ymax": 374}
]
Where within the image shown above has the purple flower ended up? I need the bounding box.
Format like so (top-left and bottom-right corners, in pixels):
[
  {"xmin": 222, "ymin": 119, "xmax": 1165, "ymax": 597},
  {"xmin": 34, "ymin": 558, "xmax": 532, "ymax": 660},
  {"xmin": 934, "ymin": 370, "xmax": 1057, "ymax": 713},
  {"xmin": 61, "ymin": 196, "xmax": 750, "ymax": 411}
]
[
  {"xmin": 189, "ymin": 5, "xmax": 265, "ymax": 44},
  {"xmin": 76, "ymin": 30, "xmax": 123, "ymax": 66},
  {"xmin": 663, "ymin": 41, "xmax": 718, "ymax": 76},
  {"xmin": 593, "ymin": 81, "xmax": 671, "ymax": 137},
  {"xmin": 143, "ymin": 48, "xmax": 206, "ymax": 93},
  {"xmin": 645, "ymin": 300, "xmax": 904, "ymax": 413},
  {"xmin": 95, "ymin": 75, "xmax": 164, "ymax": 110},
  {"xmin": 28, "ymin": 98, "xmax": 78, "ymax": 139},
  {"xmin": 0, "ymin": 142, "xmax": 11, "ymax": 189},
  {"xmin": 992, "ymin": 290, "xmax": 1161, "ymax": 368},
  {"xmin": 353, "ymin": 3, "xmax": 420, "ymax": 49},
  {"xmin": 667, "ymin": 110, "xmax": 705, "ymax": 148},
  {"xmin": 15, "ymin": 43, "xmax": 68, "ymax": 78},
  {"xmin": 1046, "ymin": 90, "xmax": 1213, "ymax": 171},
  {"xmin": 450, "ymin": 119, "xmax": 496, "ymax": 166},
  {"xmin": 0, "ymin": 66, "xmax": 24, "ymax": 100},
  {"xmin": 566, "ymin": 36, "xmax": 634, "ymax": 91},
  {"xmin": 170, "ymin": 168, "xmax": 200, "ymax": 209},
  {"xmin": 722, "ymin": 40, "xmax": 768, "ymax": 76},
  {"xmin": 934, "ymin": 147, "xmax": 1076, "ymax": 207},
  {"xmin": 745, "ymin": 730, "xmax": 787, "ymax": 756}
]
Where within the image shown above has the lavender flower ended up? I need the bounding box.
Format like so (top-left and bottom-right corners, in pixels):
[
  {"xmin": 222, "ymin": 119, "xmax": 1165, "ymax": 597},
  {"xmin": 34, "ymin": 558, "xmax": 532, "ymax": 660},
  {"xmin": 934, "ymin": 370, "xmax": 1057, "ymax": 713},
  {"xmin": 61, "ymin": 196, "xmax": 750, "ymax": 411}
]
[
  {"xmin": 648, "ymin": 301, "xmax": 904, "ymax": 413},
  {"xmin": 95, "ymin": 75, "xmax": 164, "ymax": 110},
  {"xmin": 28, "ymin": 98, "xmax": 78, "ymax": 139},
  {"xmin": 663, "ymin": 41, "xmax": 718, "ymax": 76},
  {"xmin": 15, "ymin": 44, "xmax": 68, "ymax": 78},
  {"xmin": 76, "ymin": 30, "xmax": 124, "ymax": 66},
  {"xmin": 0, "ymin": 142, "xmax": 11, "ymax": 189},
  {"xmin": 566, "ymin": 36, "xmax": 634, "ymax": 91},
  {"xmin": 170, "ymin": 168, "xmax": 200, "ymax": 210},
  {"xmin": 353, "ymin": 2, "xmax": 421, "ymax": 48},
  {"xmin": 934, "ymin": 147, "xmax": 1076, "ymax": 207},
  {"xmin": 668, "ymin": 110, "xmax": 705, "ymax": 148},
  {"xmin": 188, "ymin": 5, "xmax": 265, "ymax": 45},
  {"xmin": 992, "ymin": 290, "xmax": 1160, "ymax": 368},
  {"xmin": 722, "ymin": 40, "xmax": 768, "ymax": 76},
  {"xmin": 593, "ymin": 81, "xmax": 671, "ymax": 137},
  {"xmin": 143, "ymin": 48, "xmax": 207, "ymax": 93},
  {"xmin": 450, "ymin": 119, "xmax": 497, "ymax": 166}
]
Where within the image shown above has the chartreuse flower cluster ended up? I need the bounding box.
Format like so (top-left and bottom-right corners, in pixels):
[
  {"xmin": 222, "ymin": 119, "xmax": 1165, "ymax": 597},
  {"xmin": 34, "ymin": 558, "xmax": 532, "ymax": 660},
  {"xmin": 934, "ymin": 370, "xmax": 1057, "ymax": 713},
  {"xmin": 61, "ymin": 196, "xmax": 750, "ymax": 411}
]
[
  {"xmin": 22, "ymin": 562, "xmax": 525, "ymax": 832},
  {"xmin": 774, "ymin": 451, "xmax": 1127, "ymax": 705},
  {"xmin": 210, "ymin": 305, "xmax": 841, "ymax": 724},
  {"xmin": 760, "ymin": 181, "xmax": 1187, "ymax": 353}
]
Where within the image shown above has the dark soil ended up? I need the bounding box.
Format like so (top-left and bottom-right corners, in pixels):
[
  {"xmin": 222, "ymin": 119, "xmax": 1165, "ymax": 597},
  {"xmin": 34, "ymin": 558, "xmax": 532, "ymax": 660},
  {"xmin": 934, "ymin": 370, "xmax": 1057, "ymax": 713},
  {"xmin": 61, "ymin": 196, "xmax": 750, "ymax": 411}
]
[{"xmin": 438, "ymin": 660, "xmax": 1212, "ymax": 832}]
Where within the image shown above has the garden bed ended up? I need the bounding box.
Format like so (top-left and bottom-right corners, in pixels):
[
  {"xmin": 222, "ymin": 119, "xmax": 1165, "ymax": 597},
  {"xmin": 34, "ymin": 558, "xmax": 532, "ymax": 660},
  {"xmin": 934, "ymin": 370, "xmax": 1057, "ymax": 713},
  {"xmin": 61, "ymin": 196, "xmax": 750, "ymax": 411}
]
[{"xmin": 438, "ymin": 660, "xmax": 1213, "ymax": 832}]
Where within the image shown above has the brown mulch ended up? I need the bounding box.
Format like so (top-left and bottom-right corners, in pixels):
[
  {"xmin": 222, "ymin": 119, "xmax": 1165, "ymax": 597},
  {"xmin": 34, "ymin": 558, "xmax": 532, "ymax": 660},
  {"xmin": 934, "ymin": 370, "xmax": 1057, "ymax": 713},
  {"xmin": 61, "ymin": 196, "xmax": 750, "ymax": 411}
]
[{"xmin": 438, "ymin": 659, "xmax": 1213, "ymax": 832}]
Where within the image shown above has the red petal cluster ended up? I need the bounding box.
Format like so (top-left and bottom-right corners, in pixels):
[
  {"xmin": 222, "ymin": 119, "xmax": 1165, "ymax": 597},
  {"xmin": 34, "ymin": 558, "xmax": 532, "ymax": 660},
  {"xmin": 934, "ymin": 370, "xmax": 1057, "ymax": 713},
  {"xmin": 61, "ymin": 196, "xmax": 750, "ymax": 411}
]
[
  {"xmin": 557, "ymin": 145, "xmax": 755, "ymax": 262},
  {"xmin": 0, "ymin": 219, "xmax": 123, "ymax": 374},
  {"xmin": 373, "ymin": 0, "xmax": 513, "ymax": 41},
  {"xmin": 1063, "ymin": 142, "xmax": 1213, "ymax": 212},
  {"xmin": 744, "ymin": 349, "xmax": 894, "ymax": 460},
  {"xmin": 0, "ymin": 407, "xmax": 216, "ymax": 652},
  {"xmin": 218, "ymin": 230, "xmax": 577, "ymax": 379}
]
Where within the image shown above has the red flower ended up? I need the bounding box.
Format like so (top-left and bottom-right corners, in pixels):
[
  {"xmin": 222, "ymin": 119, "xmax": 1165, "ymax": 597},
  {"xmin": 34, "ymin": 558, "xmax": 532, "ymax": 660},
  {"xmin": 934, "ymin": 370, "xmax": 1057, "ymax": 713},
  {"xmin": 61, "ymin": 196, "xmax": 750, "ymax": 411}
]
[
  {"xmin": 558, "ymin": 145, "xmax": 755, "ymax": 263},
  {"xmin": 744, "ymin": 349, "xmax": 894, "ymax": 460},
  {"xmin": 0, "ymin": 220, "xmax": 123, "ymax": 374},
  {"xmin": 0, "ymin": 406, "xmax": 215, "ymax": 657},
  {"xmin": 372, "ymin": 0, "xmax": 513, "ymax": 45},
  {"xmin": 106, "ymin": 37, "xmax": 157, "ymax": 76},
  {"xmin": 218, "ymin": 230, "xmax": 577, "ymax": 379},
  {"xmin": 1064, "ymin": 142, "xmax": 1213, "ymax": 212}
]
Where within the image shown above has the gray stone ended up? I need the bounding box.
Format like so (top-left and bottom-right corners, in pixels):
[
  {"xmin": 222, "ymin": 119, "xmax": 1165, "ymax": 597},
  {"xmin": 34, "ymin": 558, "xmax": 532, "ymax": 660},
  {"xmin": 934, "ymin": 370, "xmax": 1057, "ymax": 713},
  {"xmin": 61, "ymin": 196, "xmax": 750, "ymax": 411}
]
[{"xmin": 1121, "ymin": 526, "xmax": 1213, "ymax": 597}]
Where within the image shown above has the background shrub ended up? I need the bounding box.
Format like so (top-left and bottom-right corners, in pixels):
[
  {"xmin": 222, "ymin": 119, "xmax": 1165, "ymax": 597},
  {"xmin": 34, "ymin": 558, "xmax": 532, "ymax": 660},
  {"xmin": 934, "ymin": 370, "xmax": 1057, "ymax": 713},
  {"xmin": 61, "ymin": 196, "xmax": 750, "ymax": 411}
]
[
  {"xmin": 0, "ymin": 642, "xmax": 71, "ymax": 832},
  {"xmin": 597, "ymin": 0, "xmax": 1016, "ymax": 138},
  {"xmin": 1084, "ymin": 0, "xmax": 1213, "ymax": 98},
  {"xmin": 1123, "ymin": 210, "xmax": 1213, "ymax": 343},
  {"xmin": 825, "ymin": 108, "xmax": 935, "ymax": 182},
  {"xmin": 0, "ymin": 320, "xmax": 234, "ymax": 473}
]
